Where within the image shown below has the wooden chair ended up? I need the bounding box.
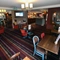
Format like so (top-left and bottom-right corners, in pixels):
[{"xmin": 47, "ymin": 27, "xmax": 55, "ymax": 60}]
[
  {"xmin": 32, "ymin": 35, "xmax": 45, "ymax": 60},
  {"xmin": 10, "ymin": 52, "xmax": 20, "ymax": 60},
  {"xmin": 23, "ymin": 56, "xmax": 31, "ymax": 60},
  {"xmin": 10, "ymin": 52, "xmax": 31, "ymax": 60}
]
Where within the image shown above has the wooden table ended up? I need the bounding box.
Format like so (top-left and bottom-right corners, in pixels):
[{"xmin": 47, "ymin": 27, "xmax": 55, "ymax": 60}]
[
  {"xmin": 37, "ymin": 35, "xmax": 59, "ymax": 59},
  {"xmin": 51, "ymin": 29, "xmax": 59, "ymax": 34}
]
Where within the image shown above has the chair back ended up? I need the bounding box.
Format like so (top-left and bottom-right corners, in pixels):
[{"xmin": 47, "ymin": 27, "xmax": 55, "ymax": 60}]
[
  {"xmin": 13, "ymin": 25, "xmax": 18, "ymax": 29},
  {"xmin": 20, "ymin": 29, "xmax": 27, "ymax": 36},
  {"xmin": 41, "ymin": 32, "xmax": 45, "ymax": 39},
  {"xmin": 10, "ymin": 52, "xmax": 20, "ymax": 60},
  {"xmin": 33, "ymin": 35, "xmax": 45, "ymax": 60},
  {"xmin": 32, "ymin": 36, "xmax": 39, "ymax": 52}
]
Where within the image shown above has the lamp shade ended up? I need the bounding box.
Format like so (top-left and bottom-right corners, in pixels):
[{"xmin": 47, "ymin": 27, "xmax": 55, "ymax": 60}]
[
  {"xmin": 21, "ymin": 4, "xmax": 25, "ymax": 9},
  {"xmin": 30, "ymin": 3, "xmax": 33, "ymax": 8},
  {"xmin": 21, "ymin": 3, "xmax": 33, "ymax": 9}
]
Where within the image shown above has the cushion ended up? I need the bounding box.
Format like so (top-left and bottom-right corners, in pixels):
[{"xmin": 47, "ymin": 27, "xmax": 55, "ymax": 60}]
[
  {"xmin": 14, "ymin": 25, "xmax": 18, "ymax": 29},
  {"xmin": 0, "ymin": 26, "xmax": 4, "ymax": 34},
  {"xmin": 20, "ymin": 29, "xmax": 27, "ymax": 36},
  {"xmin": 20, "ymin": 29, "xmax": 26, "ymax": 33},
  {"xmin": 41, "ymin": 33, "xmax": 45, "ymax": 39}
]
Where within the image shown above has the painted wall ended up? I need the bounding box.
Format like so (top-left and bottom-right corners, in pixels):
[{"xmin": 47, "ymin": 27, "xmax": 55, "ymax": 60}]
[{"xmin": 12, "ymin": 10, "xmax": 28, "ymax": 25}]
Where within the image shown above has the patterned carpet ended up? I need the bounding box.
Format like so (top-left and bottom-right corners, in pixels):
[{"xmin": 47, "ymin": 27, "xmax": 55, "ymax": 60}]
[
  {"xmin": 0, "ymin": 29, "xmax": 41, "ymax": 60},
  {"xmin": 0, "ymin": 28, "xmax": 60, "ymax": 60},
  {"xmin": 0, "ymin": 46, "xmax": 8, "ymax": 60}
]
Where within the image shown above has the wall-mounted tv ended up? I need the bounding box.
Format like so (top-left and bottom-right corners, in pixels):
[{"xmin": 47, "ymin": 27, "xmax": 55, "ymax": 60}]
[{"xmin": 14, "ymin": 11, "xmax": 24, "ymax": 18}]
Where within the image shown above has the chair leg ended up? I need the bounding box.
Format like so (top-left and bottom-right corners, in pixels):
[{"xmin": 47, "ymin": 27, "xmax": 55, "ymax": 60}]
[
  {"xmin": 42, "ymin": 54, "xmax": 44, "ymax": 60},
  {"xmin": 33, "ymin": 50, "xmax": 36, "ymax": 56},
  {"xmin": 23, "ymin": 36, "xmax": 27, "ymax": 38},
  {"xmin": 28, "ymin": 36, "xmax": 31, "ymax": 39}
]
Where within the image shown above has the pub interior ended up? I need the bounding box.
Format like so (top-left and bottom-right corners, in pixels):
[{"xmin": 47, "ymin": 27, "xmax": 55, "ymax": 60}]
[{"xmin": 0, "ymin": 1, "xmax": 60, "ymax": 60}]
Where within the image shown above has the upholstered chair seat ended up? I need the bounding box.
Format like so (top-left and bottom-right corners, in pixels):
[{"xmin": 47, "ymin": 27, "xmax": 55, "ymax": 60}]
[
  {"xmin": 0, "ymin": 26, "xmax": 4, "ymax": 34},
  {"xmin": 13, "ymin": 25, "xmax": 19, "ymax": 30},
  {"xmin": 20, "ymin": 29, "xmax": 28, "ymax": 38}
]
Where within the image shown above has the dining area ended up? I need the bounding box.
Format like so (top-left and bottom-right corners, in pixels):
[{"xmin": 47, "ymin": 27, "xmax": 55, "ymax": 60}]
[{"xmin": 32, "ymin": 34, "xmax": 60, "ymax": 60}]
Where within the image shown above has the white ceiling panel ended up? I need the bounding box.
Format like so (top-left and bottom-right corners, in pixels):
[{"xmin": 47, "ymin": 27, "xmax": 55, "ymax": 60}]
[{"xmin": 0, "ymin": 0, "xmax": 60, "ymax": 10}]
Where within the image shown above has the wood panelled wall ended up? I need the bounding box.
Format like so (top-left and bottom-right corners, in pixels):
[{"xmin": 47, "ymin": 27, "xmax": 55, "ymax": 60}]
[{"xmin": 46, "ymin": 7, "xmax": 60, "ymax": 29}]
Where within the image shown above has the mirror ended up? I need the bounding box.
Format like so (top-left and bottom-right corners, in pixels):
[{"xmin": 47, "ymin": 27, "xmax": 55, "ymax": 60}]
[{"xmin": 52, "ymin": 12, "xmax": 60, "ymax": 30}]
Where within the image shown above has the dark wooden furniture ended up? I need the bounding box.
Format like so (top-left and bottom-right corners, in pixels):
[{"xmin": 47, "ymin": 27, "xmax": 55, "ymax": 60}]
[
  {"xmin": 37, "ymin": 35, "xmax": 60, "ymax": 59},
  {"xmin": 23, "ymin": 56, "xmax": 31, "ymax": 60},
  {"xmin": 10, "ymin": 52, "xmax": 20, "ymax": 60},
  {"xmin": 28, "ymin": 18, "xmax": 36, "ymax": 24},
  {"xmin": 51, "ymin": 29, "xmax": 58, "ymax": 34},
  {"xmin": 29, "ymin": 23, "xmax": 46, "ymax": 37},
  {"xmin": 38, "ymin": 35, "xmax": 59, "ymax": 55}
]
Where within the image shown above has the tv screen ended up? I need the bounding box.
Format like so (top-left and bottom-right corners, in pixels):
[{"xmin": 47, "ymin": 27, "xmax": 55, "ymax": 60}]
[{"xmin": 15, "ymin": 11, "xmax": 24, "ymax": 17}]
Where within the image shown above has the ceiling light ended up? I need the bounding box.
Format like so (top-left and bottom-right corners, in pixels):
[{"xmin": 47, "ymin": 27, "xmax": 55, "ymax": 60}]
[
  {"xmin": 21, "ymin": 3, "xmax": 33, "ymax": 10},
  {"xmin": 0, "ymin": 9, "xmax": 6, "ymax": 12}
]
